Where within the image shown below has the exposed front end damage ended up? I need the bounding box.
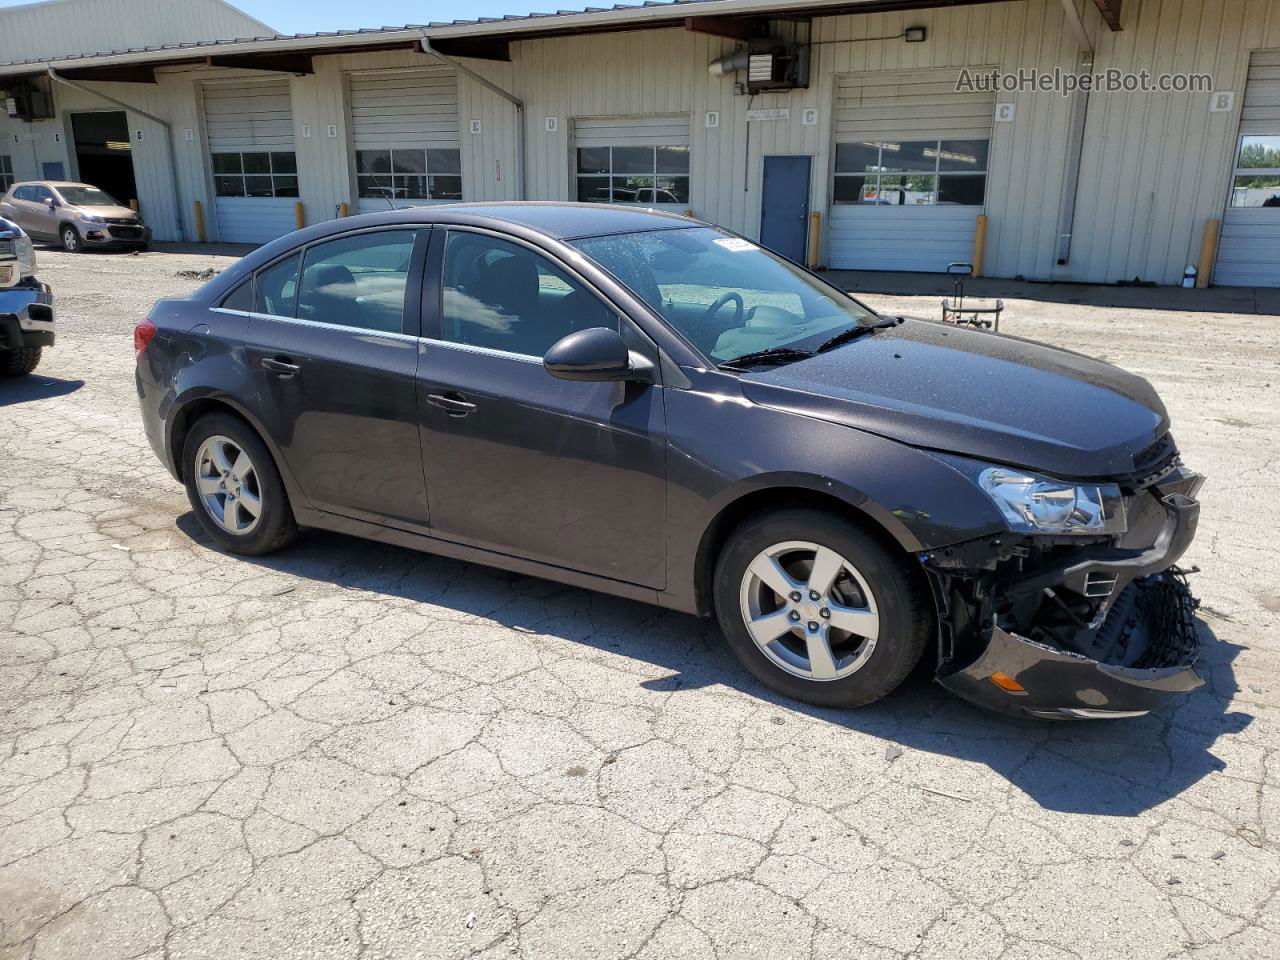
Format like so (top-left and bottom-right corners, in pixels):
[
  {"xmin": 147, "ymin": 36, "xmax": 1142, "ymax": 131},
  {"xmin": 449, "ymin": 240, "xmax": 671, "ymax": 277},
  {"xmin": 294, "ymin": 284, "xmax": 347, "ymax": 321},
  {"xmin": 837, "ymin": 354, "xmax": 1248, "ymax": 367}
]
[{"xmin": 922, "ymin": 459, "xmax": 1206, "ymax": 719}]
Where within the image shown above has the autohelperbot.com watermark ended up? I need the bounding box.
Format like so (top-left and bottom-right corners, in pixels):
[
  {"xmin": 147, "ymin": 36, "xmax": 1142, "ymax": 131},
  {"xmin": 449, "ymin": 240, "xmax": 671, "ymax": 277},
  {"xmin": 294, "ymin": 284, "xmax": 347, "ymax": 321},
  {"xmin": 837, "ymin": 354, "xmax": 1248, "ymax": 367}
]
[{"xmin": 956, "ymin": 67, "xmax": 1214, "ymax": 97}]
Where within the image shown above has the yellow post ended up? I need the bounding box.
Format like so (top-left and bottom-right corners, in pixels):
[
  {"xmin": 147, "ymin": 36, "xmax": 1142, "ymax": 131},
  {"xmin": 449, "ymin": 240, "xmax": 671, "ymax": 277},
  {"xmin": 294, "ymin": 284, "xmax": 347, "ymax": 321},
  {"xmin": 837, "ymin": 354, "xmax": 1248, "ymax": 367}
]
[
  {"xmin": 128, "ymin": 198, "xmax": 139, "ymax": 213},
  {"xmin": 338, "ymin": 202, "xmax": 349, "ymax": 218},
  {"xmin": 1197, "ymin": 218, "xmax": 1220, "ymax": 289},
  {"xmin": 193, "ymin": 200, "xmax": 206, "ymax": 243},
  {"xmin": 295, "ymin": 203, "xmax": 305, "ymax": 231},
  {"xmin": 972, "ymin": 214, "xmax": 989, "ymax": 278},
  {"xmin": 807, "ymin": 212, "xmax": 821, "ymax": 270}
]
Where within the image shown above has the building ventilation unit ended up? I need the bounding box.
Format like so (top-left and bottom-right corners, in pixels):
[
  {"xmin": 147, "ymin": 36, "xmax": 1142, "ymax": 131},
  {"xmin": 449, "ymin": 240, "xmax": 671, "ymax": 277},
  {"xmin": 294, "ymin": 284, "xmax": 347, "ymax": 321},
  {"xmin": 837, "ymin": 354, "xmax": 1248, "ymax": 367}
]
[
  {"xmin": 4, "ymin": 76, "xmax": 55, "ymax": 121},
  {"xmin": 706, "ymin": 20, "xmax": 811, "ymax": 94}
]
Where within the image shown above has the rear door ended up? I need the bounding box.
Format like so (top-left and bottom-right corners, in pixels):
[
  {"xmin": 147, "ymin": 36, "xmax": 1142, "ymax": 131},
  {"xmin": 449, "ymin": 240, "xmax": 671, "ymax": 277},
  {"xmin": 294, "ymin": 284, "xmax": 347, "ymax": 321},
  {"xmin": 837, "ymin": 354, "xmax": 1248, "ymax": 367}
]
[
  {"xmin": 29, "ymin": 185, "xmax": 59, "ymax": 239},
  {"xmin": 416, "ymin": 228, "xmax": 667, "ymax": 588},
  {"xmin": 239, "ymin": 227, "xmax": 431, "ymax": 528}
]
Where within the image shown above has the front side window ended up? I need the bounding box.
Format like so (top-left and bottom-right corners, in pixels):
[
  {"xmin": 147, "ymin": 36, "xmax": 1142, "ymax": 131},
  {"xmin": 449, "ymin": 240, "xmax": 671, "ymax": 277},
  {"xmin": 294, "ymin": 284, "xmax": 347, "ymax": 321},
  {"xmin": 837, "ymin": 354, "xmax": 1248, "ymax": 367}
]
[
  {"xmin": 0, "ymin": 156, "xmax": 13, "ymax": 193},
  {"xmin": 573, "ymin": 227, "xmax": 878, "ymax": 362},
  {"xmin": 296, "ymin": 230, "xmax": 418, "ymax": 333},
  {"xmin": 439, "ymin": 231, "xmax": 615, "ymax": 357},
  {"xmin": 834, "ymin": 138, "xmax": 989, "ymax": 207},
  {"xmin": 33, "ymin": 186, "xmax": 53, "ymax": 203},
  {"xmin": 1229, "ymin": 135, "xmax": 1280, "ymax": 209},
  {"xmin": 212, "ymin": 152, "xmax": 299, "ymax": 198},
  {"xmin": 576, "ymin": 144, "xmax": 690, "ymax": 205},
  {"xmin": 255, "ymin": 253, "xmax": 300, "ymax": 317},
  {"xmin": 355, "ymin": 149, "xmax": 461, "ymax": 202}
]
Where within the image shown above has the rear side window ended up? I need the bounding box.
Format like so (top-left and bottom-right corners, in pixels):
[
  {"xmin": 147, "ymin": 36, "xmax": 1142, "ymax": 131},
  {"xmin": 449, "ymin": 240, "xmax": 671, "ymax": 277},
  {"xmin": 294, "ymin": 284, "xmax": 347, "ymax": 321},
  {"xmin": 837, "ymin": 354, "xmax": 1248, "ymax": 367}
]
[
  {"xmin": 255, "ymin": 253, "xmax": 300, "ymax": 317},
  {"xmin": 296, "ymin": 230, "xmax": 418, "ymax": 333},
  {"xmin": 220, "ymin": 281, "xmax": 253, "ymax": 312}
]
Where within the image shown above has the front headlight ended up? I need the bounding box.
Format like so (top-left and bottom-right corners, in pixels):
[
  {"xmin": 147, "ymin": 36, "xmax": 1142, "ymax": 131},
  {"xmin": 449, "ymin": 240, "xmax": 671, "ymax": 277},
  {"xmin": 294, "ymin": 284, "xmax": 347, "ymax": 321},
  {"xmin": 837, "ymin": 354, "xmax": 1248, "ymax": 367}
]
[
  {"xmin": 978, "ymin": 467, "xmax": 1127, "ymax": 536},
  {"xmin": 80, "ymin": 213, "xmax": 106, "ymax": 224},
  {"xmin": 16, "ymin": 234, "xmax": 35, "ymax": 278}
]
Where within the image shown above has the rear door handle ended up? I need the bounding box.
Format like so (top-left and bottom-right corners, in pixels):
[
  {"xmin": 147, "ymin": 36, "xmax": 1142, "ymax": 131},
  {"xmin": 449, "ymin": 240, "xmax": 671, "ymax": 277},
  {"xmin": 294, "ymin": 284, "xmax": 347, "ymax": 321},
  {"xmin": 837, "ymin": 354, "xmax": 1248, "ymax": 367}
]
[
  {"xmin": 426, "ymin": 392, "xmax": 477, "ymax": 417},
  {"xmin": 261, "ymin": 357, "xmax": 300, "ymax": 377}
]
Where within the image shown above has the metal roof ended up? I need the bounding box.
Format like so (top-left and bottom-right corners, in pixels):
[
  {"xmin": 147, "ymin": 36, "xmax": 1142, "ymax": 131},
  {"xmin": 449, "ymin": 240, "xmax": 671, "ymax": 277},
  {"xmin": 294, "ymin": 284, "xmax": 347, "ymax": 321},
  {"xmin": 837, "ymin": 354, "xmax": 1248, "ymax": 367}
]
[{"xmin": 0, "ymin": 0, "xmax": 954, "ymax": 74}]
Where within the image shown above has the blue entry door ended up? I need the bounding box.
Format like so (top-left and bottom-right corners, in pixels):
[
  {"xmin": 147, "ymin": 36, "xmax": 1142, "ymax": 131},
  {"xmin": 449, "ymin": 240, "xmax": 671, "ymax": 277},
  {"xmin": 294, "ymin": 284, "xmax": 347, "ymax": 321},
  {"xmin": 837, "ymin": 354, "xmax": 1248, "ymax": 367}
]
[{"xmin": 760, "ymin": 155, "xmax": 812, "ymax": 264}]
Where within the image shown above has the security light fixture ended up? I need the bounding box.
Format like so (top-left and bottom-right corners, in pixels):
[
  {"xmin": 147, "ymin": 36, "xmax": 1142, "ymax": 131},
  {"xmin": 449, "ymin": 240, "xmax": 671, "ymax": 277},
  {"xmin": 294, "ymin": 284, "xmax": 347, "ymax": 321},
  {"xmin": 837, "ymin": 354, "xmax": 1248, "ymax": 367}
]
[{"xmin": 905, "ymin": 26, "xmax": 927, "ymax": 43}]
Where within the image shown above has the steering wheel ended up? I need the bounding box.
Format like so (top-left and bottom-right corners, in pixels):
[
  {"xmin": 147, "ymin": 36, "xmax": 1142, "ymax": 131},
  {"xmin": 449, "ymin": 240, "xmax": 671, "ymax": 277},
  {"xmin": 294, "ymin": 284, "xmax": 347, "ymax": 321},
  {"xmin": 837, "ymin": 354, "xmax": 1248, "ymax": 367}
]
[{"xmin": 701, "ymin": 291, "xmax": 744, "ymax": 330}]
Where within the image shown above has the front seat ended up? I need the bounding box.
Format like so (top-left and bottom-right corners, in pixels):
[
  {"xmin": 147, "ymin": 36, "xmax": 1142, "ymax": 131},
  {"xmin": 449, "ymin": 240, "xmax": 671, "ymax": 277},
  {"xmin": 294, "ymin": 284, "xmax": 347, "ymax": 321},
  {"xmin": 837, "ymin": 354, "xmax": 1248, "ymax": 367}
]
[
  {"xmin": 301, "ymin": 262, "xmax": 361, "ymax": 327},
  {"xmin": 480, "ymin": 253, "xmax": 550, "ymax": 354}
]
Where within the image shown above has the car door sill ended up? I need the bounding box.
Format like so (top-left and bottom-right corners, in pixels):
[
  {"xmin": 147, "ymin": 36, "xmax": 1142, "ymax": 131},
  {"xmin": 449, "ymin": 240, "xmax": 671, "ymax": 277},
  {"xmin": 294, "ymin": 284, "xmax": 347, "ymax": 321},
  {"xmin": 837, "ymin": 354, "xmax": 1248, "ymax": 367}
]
[{"xmin": 295, "ymin": 503, "xmax": 671, "ymax": 610}]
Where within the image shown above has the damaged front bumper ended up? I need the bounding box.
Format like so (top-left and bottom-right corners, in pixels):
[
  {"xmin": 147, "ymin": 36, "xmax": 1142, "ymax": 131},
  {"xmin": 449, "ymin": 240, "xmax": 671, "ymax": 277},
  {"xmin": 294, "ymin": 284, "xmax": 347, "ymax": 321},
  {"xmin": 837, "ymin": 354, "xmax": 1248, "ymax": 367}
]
[
  {"xmin": 925, "ymin": 463, "xmax": 1206, "ymax": 719},
  {"xmin": 0, "ymin": 281, "xmax": 56, "ymax": 350}
]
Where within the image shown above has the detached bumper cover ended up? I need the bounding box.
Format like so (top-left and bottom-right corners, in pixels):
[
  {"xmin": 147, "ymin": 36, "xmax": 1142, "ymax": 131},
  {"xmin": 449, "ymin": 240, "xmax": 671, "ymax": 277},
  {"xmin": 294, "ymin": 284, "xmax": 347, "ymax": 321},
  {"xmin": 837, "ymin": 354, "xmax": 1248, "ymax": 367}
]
[
  {"xmin": 938, "ymin": 570, "xmax": 1202, "ymax": 718},
  {"xmin": 0, "ymin": 282, "xmax": 55, "ymax": 349}
]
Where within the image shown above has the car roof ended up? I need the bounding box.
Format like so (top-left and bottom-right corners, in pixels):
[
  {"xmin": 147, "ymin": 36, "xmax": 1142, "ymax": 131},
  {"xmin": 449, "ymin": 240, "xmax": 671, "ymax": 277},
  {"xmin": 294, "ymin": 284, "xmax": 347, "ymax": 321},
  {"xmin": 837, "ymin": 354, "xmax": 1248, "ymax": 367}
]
[
  {"xmin": 11, "ymin": 181, "xmax": 98, "ymax": 190},
  {"xmin": 340, "ymin": 202, "xmax": 702, "ymax": 241}
]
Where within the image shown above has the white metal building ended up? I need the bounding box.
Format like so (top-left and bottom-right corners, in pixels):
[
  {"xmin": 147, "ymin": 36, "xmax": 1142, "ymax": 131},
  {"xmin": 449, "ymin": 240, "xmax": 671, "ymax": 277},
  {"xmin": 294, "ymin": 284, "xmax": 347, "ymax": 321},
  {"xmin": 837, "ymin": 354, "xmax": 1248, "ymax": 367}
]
[{"xmin": 1, "ymin": 0, "xmax": 1278, "ymax": 288}]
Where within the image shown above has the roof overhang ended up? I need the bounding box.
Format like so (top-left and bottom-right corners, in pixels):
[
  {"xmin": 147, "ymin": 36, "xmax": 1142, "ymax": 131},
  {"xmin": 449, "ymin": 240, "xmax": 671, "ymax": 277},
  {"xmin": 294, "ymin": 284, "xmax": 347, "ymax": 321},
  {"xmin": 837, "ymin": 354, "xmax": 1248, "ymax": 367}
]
[{"xmin": 0, "ymin": 0, "xmax": 1005, "ymax": 81}]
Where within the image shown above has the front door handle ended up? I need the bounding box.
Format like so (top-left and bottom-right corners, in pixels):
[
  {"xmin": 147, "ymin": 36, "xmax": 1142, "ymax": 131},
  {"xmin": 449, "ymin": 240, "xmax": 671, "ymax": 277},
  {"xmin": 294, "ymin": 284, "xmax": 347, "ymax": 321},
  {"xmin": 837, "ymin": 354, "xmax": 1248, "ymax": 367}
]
[
  {"xmin": 261, "ymin": 356, "xmax": 301, "ymax": 377},
  {"xmin": 426, "ymin": 392, "xmax": 477, "ymax": 417}
]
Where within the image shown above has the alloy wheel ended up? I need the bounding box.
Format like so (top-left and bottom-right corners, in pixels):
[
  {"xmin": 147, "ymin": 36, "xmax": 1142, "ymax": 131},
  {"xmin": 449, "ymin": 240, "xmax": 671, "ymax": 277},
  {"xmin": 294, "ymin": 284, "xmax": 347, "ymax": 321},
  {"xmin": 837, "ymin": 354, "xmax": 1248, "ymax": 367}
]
[
  {"xmin": 61, "ymin": 228, "xmax": 78, "ymax": 252},
  {"xmin": 194, "ymin": 435, "xmax": 263, "ymax": 535},
  {"xmin": 738, "ymin": 540, "xmax": 880, "ymax": 681}
]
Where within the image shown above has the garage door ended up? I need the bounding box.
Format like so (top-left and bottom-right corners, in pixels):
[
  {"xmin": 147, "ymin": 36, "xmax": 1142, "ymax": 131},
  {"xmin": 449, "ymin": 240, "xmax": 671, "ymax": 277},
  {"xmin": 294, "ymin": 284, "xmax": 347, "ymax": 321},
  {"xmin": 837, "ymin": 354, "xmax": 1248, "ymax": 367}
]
[
  {"xmin": 204, "ymin": 79, "xmax": 298, "ymax": 244},
  {"xmin": 349, "ymin": 67, "xmax": 461, "ymax": 215},
  {"xmin": 829, "ymin": 68, "xmax": 994, "ymax": 272},
  {"xmin": 1216, "ymin": 51, "xmax": 1280, "ymax": 288},
  {"xmin": 572, "ymin": 115, "xmax": 690, "ymax": 209}
]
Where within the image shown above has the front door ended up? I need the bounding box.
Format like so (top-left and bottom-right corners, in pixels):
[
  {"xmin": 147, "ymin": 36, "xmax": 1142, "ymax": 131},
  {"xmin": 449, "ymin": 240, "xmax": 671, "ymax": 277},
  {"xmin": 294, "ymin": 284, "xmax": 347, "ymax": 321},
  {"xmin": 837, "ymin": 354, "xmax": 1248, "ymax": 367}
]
[
  {"xmin": 416, "ymin": 228, "xmax": 667, "ymax": 588},
  {"xmin": 760, "ymin": 155, "xmax": 811, "ymax": 264},
  {"xmin": 240, "ymin": 227, "xmax": 431, "ymax": 528}
]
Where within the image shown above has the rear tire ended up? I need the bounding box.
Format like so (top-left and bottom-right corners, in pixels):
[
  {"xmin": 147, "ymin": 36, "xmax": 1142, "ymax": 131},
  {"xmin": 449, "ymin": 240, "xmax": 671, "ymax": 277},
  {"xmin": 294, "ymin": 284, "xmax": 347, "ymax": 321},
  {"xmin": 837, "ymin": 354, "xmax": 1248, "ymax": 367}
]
[
  {"xmin": 60, "ymin": 225, "xmax": 81, "ymax": 253},
  {"xmin": 0, "ymin": 346, "xmax": 41, "ymax": 377},
  {"xmin": 713, "ymin": 508, "xmax": 931, "ymax": 709},
  {"xmin": 182, "ymin": 413, "xmax": 298, "ymax": 555}
]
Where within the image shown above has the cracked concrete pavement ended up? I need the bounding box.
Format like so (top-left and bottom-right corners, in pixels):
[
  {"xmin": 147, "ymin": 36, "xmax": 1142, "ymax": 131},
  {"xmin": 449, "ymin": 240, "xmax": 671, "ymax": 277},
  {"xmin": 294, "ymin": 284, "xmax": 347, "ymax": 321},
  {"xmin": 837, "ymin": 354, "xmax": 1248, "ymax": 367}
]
[{"xmin": 1, "ymin": 247, "xmax": 1277, "ymax": 960}]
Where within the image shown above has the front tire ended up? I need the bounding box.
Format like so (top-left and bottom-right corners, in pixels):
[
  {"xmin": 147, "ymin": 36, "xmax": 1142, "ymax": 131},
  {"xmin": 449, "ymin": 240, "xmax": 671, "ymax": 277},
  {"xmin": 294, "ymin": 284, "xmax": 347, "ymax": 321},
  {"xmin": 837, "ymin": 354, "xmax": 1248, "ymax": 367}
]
[
  {"xmin": 60, "ymin": 225, "xmax": 82, "ymax": 253},
  {"xmin": 714, "ymin": 508, "xmax": 931, "ymax": 709},
  {"xmin": 0, "ymin": 346, "xmax": 41, "ymax": 377},
  {"xmin": 182, "ymin": 413, "xmax": 298, "ymax": 555}
]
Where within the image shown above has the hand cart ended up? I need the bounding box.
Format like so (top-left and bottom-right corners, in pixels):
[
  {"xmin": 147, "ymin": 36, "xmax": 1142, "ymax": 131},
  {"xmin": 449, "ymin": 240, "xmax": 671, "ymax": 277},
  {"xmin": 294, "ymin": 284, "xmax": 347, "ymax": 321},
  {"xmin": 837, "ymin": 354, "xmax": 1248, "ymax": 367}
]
[{"xmin": 941, "ymin": 262, "xmax": 1003, "ymax": 332}]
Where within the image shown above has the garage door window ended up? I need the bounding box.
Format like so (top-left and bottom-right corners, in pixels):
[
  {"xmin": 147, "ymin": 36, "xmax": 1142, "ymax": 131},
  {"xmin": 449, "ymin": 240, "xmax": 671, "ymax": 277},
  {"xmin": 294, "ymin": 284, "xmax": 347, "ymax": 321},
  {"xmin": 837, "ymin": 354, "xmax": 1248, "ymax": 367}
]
[
  {"xmin": 0, "ymin": 155, "xmax": 13, "ymax": 193},
  {"xmin": 1229, "ymin": 135, "xmax": 1280, "ymax": 208},
  {"xmin": 213, "ymin": 152, "xmax": 299, "ymax": 198},
  {"xmin": 356, "ymin": 149, "xmax": 462, "ymax": 202},
  {"xmin": 834, "ymin": 139, "xmax": 988, "ymax": 207},
  {"xmin": 576, "ymin": 145, "xmax": 690, "ymax": 205}
]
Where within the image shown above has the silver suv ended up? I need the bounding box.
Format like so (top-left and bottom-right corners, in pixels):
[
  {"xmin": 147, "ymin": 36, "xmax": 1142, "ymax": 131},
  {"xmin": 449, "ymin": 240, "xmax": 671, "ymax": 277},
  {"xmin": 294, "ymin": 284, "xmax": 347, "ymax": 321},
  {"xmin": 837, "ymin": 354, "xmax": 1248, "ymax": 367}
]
[{"xmin": 0, "ymin": 181, "xmax": 150, "ymax": 252}]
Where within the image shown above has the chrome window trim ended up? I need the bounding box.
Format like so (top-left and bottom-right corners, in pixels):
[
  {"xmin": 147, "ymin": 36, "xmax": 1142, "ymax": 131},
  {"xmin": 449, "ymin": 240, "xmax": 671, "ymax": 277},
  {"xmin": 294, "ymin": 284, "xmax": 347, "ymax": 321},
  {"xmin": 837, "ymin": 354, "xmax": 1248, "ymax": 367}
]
[
  {"xmin": 211, "ymin": 306, "xmax": 420, "ymax": 344},
  {"xmin": 418, "ymin": 335, "xmax": 542, "ymax": 365}
]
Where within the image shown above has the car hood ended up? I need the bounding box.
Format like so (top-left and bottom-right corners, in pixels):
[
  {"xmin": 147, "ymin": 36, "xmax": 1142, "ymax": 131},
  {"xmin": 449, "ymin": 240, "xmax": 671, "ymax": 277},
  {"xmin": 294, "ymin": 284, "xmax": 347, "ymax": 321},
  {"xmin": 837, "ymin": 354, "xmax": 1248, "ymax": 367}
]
[
  {"xmin": 75, "ymin": 204, "xmax": 138, "ymax": 219},
  {"xmin": 739, "ymin": 319, "xmax": 1169, "ymax": 479}
]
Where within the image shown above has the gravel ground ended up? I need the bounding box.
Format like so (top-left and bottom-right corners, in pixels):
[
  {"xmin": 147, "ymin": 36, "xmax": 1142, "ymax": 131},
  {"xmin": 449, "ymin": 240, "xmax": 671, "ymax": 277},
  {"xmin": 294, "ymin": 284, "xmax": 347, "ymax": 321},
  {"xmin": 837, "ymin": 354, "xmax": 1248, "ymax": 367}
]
[{"xmin": 1, "ymin": 246, "xmax": 1277, "ymax": 960}]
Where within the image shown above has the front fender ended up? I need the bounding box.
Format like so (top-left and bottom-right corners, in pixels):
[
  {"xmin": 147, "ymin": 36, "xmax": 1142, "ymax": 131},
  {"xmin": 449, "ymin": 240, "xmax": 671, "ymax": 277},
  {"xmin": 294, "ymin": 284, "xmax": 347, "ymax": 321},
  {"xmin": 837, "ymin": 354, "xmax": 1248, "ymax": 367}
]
[{"xmin": 662, "ymin": 372, "xmax": 1009, "ymax": 613}]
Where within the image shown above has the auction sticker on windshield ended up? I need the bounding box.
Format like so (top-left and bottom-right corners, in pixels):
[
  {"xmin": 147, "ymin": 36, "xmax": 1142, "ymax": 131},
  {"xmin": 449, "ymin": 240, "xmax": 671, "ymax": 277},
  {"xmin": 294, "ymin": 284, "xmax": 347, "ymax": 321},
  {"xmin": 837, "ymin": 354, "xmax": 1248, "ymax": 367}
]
[{"xmin": 714, "ymin": 237, "xmax": 756, "ymax": 253}]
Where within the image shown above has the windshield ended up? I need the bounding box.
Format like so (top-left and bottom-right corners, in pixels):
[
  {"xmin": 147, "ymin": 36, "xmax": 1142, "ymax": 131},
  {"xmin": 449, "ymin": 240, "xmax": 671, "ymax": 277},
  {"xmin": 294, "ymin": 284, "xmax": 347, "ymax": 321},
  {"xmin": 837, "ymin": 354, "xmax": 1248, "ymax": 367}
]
[
  {"xmin": 572, "ymin": 227, "xmax": 878, "ymax": 363},
  {"xmin": 56, "ymin": 186, "xmax": 120, "ymax": 206}
]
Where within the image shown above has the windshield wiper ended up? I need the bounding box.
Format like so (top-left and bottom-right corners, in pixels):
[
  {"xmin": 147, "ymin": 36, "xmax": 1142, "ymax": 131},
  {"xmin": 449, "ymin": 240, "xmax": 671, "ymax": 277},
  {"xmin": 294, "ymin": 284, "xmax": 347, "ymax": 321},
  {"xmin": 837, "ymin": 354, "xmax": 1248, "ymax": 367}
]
[
  {"xmin": 814, "ymin": 316, "xmax": 902, "ymax": 354},
  {"xmin": 717, "ymin": 346, "xmax": 815, "ymax": 371}
]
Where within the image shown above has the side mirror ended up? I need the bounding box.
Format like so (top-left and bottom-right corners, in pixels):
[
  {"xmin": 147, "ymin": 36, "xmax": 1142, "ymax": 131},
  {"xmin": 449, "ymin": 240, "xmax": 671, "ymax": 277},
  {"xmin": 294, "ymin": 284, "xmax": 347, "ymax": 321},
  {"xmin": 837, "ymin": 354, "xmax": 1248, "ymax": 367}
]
[
  {"xmin": 46, "ymin": 198, "xmax": 58, "ymax": 210},
  {"xmin": 543, "ymin": 327, "xmax": 654, "ymax": 383}
]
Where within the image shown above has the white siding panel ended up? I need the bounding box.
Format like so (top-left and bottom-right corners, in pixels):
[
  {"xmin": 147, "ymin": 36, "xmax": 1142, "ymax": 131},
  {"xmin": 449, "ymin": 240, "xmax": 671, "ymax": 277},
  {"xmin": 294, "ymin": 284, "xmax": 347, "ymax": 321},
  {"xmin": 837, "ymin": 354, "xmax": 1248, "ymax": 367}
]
[
  {"xmin": 573, "ymin": 116, "xmax": 691, "ymax": 147},
  {"xmin": 829, "ymin": 206, "xmax": 981, "ymax": 272},
  {"xmin": 204, "ymin": 80, "xmax": 295, "ymax": 151},
  {"xmin": 348, "ymin": 68, "xmax": 460, "ymax": 149},
  {"xmin": 212, "ymin": 197, "xmax": 297, "ymax": 244},
  {"xmin": 1216, "ymin": 49, "xmax": 1280, "ymax": 287}
]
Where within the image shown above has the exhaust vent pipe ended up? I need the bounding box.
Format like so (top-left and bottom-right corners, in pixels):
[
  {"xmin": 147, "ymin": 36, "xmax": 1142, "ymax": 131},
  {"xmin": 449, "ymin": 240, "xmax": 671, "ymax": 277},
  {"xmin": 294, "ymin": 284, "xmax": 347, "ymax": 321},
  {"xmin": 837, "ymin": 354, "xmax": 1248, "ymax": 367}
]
[{"xmin": 708, "ymin": 51, "xmax": 751, "ymax": 77}]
